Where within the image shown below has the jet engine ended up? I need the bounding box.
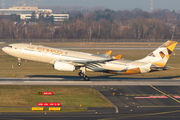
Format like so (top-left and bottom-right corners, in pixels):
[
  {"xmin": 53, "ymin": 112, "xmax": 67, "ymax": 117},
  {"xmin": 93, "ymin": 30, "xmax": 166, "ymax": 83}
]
[{"xmin": 54, "ymin": 61, "xmax": 75, "ymax": 71}]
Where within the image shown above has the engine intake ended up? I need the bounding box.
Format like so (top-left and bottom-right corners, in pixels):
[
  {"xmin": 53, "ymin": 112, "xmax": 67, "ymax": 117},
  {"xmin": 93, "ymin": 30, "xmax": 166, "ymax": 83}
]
[{"xmin": 54, "ymin": 61, "xmax": 75, "ymax": 71}]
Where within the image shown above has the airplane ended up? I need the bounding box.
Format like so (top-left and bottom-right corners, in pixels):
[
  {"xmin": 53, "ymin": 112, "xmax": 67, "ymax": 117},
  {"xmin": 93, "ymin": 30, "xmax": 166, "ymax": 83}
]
[{"xmin": 2, "ymin": 40, "xmax": 177, "ymax": 81}]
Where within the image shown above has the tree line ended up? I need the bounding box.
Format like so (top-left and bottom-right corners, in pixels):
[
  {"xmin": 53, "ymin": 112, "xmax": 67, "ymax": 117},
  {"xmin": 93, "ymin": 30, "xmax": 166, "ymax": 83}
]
[{"xmin": 0, "ymin": 8, "xmax": 180, "ymax": 40}]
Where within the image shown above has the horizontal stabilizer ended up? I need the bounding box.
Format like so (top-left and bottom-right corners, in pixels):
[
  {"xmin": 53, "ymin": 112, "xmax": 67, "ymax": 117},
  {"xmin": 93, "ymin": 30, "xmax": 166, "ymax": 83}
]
[{"xmin": 150, "ymin": 64, "xmax": 171, "ymax": 71}]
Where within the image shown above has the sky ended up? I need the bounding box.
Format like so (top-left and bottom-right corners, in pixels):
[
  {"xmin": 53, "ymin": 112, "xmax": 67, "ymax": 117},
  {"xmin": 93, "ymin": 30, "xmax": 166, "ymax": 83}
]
[{"xmin": 3, "ymin": 0, "xmax": 180, "ymax": 12}]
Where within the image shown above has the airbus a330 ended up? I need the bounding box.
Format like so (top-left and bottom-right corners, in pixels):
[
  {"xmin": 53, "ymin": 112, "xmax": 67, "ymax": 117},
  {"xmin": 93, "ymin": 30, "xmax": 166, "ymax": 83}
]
[{"xmin": 2, "ymin": 40, "xmax": 177, "ymax": 81}]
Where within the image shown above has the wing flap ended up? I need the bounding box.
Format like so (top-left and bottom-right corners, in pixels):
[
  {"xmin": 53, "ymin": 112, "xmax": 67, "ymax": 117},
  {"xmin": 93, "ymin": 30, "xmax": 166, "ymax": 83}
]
[
  {"xmin": 72, "ymin": 58, "xmax": 113, "ymax": 64},
  {"xmin": 54, "ymin": 58, "xmax": 114, "ymax": 66}
]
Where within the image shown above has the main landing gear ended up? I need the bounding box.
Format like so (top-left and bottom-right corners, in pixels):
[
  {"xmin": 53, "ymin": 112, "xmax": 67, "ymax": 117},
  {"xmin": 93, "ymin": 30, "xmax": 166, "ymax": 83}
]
[
  {"xmin": 78, "ymin": 72, "xmax": 89, "ymax": 81},
  {"xmin": 17, "ymin": 58, "xmax": 21, "ymax": 66},
  {"xmin": 78, "ymin": 67, "xmax": 89, "ymax": 81},
  {"xmin": 79, "ymin": 72, "xmax": 89, "ymax": 81}
]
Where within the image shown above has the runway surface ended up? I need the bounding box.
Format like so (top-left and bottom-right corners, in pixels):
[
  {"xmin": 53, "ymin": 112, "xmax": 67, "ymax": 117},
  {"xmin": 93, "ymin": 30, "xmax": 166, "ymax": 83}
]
[
  {"xmin": 1, "ymin": 78, "xmax": 180, "ymax": 120},
  {"xmin": 0, "ymin": 78, "xmax": 180, "ymax": 86},
  {"xmin": 1, "ymin": 47, "xmax": 180, "ymax": 50},
  {"xmin": 60, "ymin": 47, "xmax": 180, "ymax": 50}
]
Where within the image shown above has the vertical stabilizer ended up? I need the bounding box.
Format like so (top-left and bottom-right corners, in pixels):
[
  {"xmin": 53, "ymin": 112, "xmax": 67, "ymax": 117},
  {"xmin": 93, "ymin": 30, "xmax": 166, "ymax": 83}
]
[{"xmin": 139, "ymin": 40, "xmax": 177, "ymax": 67}]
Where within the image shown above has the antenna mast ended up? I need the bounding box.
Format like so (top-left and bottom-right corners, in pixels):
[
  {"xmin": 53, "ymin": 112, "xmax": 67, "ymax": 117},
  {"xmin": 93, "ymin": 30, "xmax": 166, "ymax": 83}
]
[
  {"xmin": 150, "ymin": 0, "xmax": 153, "ymax": 13},
  {"xmin": 2, "ymin": 0, "xmax": 5, "ymax": 9}
]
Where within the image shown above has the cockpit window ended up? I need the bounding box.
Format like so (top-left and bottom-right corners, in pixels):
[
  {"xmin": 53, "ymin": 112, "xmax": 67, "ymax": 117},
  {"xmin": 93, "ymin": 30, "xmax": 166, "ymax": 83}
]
[{"xmin": 7, "ymin": 45, "xmax": 12, "ymax": 48}]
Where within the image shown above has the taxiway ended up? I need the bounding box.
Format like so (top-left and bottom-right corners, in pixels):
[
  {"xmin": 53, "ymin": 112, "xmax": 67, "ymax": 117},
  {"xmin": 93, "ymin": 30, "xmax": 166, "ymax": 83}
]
[{"xmin": 1, "ymin": 78, "xmax": 180, "ymax": 120}]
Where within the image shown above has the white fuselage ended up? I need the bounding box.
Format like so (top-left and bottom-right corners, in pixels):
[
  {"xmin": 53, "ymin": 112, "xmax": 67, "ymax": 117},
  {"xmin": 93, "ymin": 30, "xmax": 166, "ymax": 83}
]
[{"xmin": 2, "ymin": 43, "xmax": 152, "ymax": 74}]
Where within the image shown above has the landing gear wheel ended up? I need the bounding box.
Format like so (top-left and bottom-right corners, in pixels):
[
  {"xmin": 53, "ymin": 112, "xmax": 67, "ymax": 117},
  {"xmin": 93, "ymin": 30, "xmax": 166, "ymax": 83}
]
[
  {"xmin": 84, "ymin": 76, "xmax": 89, "ymax": 81},
  {"xmin": 78, "ymin": 72, "xmax": 84, "ymax": 77},
  {"xmin": 17, "ymin": 62, "xmax": 21, "ymax": 66},
  {"xmin": 17, "ymin": 58, "xmax": 21, "ymax": 66}
]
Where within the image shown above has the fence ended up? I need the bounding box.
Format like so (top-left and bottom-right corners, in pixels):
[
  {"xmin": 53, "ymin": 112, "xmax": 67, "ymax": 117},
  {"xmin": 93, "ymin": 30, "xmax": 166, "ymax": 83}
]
[{"xmin": 0, "ymin": 39, "xmax": 180, "ymax": 43}]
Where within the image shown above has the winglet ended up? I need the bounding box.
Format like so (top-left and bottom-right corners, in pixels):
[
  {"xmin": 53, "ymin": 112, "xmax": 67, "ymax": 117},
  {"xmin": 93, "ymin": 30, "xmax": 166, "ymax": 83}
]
[
  {"xmin": 114, "ymin": 54, "xmax": 122, "ymax": 60},
  {"xmin": 105, "ymin": 50, "xmax": 112, "ymax": 56}
]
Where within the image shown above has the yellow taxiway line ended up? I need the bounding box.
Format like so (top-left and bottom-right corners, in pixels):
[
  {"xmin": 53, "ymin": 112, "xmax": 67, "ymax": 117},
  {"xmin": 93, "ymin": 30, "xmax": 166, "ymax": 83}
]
[{"xmin": 148, "ymin": 84, "xmax": 180, "ymax": 104}]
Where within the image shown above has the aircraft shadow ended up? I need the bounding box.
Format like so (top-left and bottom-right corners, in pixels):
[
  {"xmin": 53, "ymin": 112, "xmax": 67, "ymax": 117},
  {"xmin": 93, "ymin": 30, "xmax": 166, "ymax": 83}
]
[{"xmin": 25, "ymin": 75, "xmax": 180, "ymax": 81}]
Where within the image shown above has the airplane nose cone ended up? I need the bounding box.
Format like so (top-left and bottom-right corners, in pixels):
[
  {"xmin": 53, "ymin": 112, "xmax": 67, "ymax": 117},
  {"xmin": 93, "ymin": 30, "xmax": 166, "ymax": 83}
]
[{"xmin": 2, "ymin": 47, "xmax": 5, "ymax": 51}]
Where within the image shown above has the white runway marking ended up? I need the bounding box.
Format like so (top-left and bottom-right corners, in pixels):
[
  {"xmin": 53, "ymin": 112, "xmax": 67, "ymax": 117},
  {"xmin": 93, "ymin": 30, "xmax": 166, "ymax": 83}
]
[
  {"xmin": 0, "ymin": 78, "xmax": 180, "ymax": 86},
  {"xmin": 0, "ymin": 81, "xmax": 180, "ymax": 86},
  {"xmin": 0, "ymin": 82, "xmax": 13, "ymax": 84},
  {"xmin": 24, "ymin": 81, "xmax": 92, "ymax": 83}
]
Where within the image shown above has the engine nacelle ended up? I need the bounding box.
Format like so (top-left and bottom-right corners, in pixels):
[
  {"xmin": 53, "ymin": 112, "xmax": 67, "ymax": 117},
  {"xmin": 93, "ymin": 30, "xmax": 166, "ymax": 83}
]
[{"xmin": 54, "ymin": 61, "xmax": 75, "ymax": 71}]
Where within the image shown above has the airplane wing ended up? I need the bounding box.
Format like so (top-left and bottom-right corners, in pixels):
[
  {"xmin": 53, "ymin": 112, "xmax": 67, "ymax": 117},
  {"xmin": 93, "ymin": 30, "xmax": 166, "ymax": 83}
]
[
  {"xmin": 54, "ymin": 58, "xmax": 115, "ymax": 66},
  {"xmin": 72, "ymin": 58, "xmax": 113, "ymax": 64}
]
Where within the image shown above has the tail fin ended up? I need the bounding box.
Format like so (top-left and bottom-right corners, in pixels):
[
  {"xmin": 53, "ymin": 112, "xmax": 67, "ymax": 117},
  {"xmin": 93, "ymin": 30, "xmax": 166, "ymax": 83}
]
[{"xmin": 139, "ymin": 40, "xmax": 178, "ymax": 67}]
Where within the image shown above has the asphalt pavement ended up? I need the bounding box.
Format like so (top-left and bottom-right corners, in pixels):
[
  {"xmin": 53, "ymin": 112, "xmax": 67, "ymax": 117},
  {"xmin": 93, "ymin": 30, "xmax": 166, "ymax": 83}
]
[
  {"xmin": 1, "ymin": 47, "xmax": 180, "ymax": 50},
  {"xmin": 1, "ymin": 79, "xmax": 180, "ymax": 120}
]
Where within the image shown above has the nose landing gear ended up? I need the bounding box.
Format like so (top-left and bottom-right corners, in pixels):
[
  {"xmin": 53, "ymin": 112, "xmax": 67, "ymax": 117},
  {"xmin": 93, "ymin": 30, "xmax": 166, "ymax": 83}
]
[
  {"xmin": 18, "ymin": 62, "xmax": 21, "ymax": 66},
  {"xmin": 17, "ymin": 58, "xmax": 21, "ymax": 66}
]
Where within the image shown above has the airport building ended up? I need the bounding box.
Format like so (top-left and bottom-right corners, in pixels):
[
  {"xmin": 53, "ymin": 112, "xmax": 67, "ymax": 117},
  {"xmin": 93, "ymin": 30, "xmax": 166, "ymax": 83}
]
[
  {"xmin": 20, "ymin": 14, "xmax": 69, "ymax": 22},
  {"xmin": 0, "ymin": 6, "xmax": 69, "ymax": 22}
]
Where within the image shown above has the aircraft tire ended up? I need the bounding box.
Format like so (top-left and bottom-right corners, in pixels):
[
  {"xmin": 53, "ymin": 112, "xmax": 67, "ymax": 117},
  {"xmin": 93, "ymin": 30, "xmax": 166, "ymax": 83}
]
[
  {"xmin": 84, "ymin": 76, "xmax": 89, "ymax": 81},
  {"xmin": 18, "ymin": 62, "xmax": 21, "ymax": 66},
  {"xmin": 78, "ymin": 72, "xmax": 84, "ymax": 77}
]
